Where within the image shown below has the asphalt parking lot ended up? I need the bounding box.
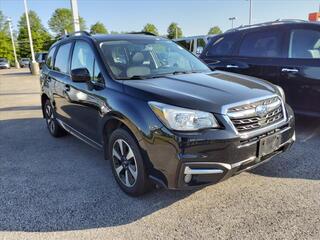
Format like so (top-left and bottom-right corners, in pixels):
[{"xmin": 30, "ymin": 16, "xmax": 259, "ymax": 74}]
[{"xmin": 0, "ymin": 68, "xmax": 319, "ymax": 240}]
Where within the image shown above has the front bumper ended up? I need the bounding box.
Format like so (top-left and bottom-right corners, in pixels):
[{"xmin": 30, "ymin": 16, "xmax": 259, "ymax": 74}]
[{"xmin": 144, "ymin": 104, "xmax": 295, "ymax": 189}]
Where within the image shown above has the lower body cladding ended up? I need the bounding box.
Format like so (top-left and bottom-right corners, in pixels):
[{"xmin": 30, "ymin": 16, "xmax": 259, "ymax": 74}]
[{"xmin": 143, "ymin": 107, "xmax": 295, "ymax": 190}]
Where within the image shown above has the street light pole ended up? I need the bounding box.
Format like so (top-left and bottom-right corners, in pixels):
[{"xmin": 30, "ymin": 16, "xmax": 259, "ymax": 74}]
[
  {"xmin": 70, "ymin": 0, "xmax": 80, "ymax": 32},
  {"xmin": 249, "ymin": 0, "xmax": 253, "ymax": 25},
  {"xmin": 7, "ymin": 18, "xmax": 20, "ymax": 69},
  {"xmin": 23, "ymin": 0, "xmax": 39, "ymax": 75},
  {"xmin": 228, "ymin": 17, "xmax": 236, "ymax": 28}
]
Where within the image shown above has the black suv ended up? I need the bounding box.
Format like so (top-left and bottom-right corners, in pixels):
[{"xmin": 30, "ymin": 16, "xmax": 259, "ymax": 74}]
[
  {"xmin": 40, "ymin": 31, "xmax": 295, "ymax": 196},
  {"xmin": 200, "ymin": 20, "xmax": 320, "ymax": 117}
]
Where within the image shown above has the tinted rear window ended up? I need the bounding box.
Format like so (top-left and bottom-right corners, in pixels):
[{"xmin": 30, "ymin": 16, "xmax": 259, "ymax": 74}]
[{"xmin": 239, "ymin": 30, "xmax": 283, "ymax": 58}]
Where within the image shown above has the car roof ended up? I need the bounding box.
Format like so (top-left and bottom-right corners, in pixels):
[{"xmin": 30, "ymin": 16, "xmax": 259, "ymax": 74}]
[
  {"xmin": 92, "ymin": 33, "xmax": 166, "ymax": 42},
  {"xmin": 52, "ymin": 33, "xmax": 167, "ymax": 48},
  {"xmin": 225, "ymin": 20, "xmax": 320, "ymax": 33}
]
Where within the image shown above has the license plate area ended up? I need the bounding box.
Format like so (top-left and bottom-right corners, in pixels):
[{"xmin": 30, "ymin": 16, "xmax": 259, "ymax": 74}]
[{"xmin": 258, "ymin": 133, "xmax": 282, "ymax": 157}]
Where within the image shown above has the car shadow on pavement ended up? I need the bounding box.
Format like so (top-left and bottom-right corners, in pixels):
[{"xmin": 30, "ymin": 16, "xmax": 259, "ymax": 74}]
[
  {"xmin": 250, "ymin": 115, "xmax": 320, "ymax": 180},
  {"xmin": 0, "ymin": 106, "xmax": 41, "ymax": 111},
  {"xmin": 1, "ymin": 72, "xmax": 31, "ymax": 76},
  {"xmin": 0, "ymin": 117, "xmax": 194, "ymax": 232}
]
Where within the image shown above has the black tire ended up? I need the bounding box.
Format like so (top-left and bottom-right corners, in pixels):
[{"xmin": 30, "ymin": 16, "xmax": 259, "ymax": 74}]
[
  {"xmin": 44, "ymin": 99, "xmax": 66, "ymax": 137},
  {"xmin": 108, "ymin": 128, "xmax": 151, "ymax": 196}
]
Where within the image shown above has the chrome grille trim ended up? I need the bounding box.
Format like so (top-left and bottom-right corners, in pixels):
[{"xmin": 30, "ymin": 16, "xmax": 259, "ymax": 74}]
[
  {"xmin": 227, "ymin": 97, "xmax": 281, "ymax": 119},
  {"xmin": 223, "ymin": 95, "xmax": 287, "ymax": 139}
]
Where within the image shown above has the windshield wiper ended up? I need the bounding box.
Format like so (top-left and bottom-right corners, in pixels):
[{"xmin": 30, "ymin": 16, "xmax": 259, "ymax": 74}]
[
  {"xmin": 171, "ymin": 70, "xmax": 201, "ymax": 75},
  {"xmin": 120, "ymin": 75, "xmax": 148, "ymax": 80}
]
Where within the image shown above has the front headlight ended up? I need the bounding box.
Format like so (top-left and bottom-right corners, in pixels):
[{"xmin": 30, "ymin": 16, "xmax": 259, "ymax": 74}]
[
  {"xmin": 149, "ymin": 102, "xmax": 219, "ymax": 131},
  {"xmin": 275, "ymin": 85, "xmax": 286, "ymax": 103}
]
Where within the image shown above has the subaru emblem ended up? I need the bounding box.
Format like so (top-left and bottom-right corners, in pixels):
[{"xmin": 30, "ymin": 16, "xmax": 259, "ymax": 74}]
[{"xmin": 256, "ymin": 105, "xmax": 268, "ymax": 117}]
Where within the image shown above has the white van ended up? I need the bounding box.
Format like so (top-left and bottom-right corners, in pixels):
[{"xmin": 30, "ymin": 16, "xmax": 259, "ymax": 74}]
[{"xmin": 173, "ymin": 35, "xmax": 215, "ymax": 56}]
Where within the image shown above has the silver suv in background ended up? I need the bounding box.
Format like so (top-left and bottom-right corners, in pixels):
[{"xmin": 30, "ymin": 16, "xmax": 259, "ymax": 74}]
[
  {"xmin": 19, "ymin": 58, "xmax": 30, "ymax": 68},
  {"xmin": 173, "ymin": 35, "xmax": 215, "ymax": 56},
  {"xmin": 0, "ymin": 58, "xmax": 10, "ymax": 69}
]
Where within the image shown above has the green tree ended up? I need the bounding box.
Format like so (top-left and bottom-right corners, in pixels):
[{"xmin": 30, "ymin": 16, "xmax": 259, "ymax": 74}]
[
  {"xmin": 90, "ymin": 21, "xmax": 108, "ymax": 34},
  {"xmin": 167, "ymin": 22, "xmax": 182, "ymax": 39},
  {"xmin": 17, "ymin": 10, "xmax": 52, "ymax": 57},
  {"xmin": 142, "ymin": 23, "xmax": 159, "ymax": 35},
  {"xmin": 0, "ymin": 11, "xmax": 14, "ymax": 63},
  {"xmin": 48, "ymin": 8, "xmax": 86, "ymax": 36},
  {"xmin": 208, "ymin": 26, "xmax": 222, "ymax": 35}
]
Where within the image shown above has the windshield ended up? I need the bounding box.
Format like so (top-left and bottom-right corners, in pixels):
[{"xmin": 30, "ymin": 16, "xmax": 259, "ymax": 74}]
[
  {"xmin": 100, "ymin": 39, "xmax": 210, "ymax": 79},
  {"xmin": 0, "ymin": 58, "xmax": 7, "ymax": 62}
]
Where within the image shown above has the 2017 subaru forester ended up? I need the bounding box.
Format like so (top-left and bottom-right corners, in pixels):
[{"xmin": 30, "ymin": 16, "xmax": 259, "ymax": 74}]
[{"xmin": 40, "ymin": 31, "xmax": 295, "ymax": 196}]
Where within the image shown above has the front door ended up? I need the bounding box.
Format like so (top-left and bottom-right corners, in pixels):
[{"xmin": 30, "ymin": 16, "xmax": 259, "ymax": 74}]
[{"xmin": 67, "ymin": 40, "xmax": 105, "ymax": 142}]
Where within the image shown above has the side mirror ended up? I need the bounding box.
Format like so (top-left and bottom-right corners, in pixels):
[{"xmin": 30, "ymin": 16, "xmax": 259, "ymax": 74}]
[
  {"xmin": 196, "ymin": 46, "xmax": 204, "ymax": 55},
  {"xmin": 71, "ymin": 68, "xmax": 91, "ymax": 82}
]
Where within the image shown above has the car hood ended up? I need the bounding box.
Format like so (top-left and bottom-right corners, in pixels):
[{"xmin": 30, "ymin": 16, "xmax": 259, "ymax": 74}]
[{"xmin": 123, "ymin": 71, "xmax": 278, "ymax": 114}]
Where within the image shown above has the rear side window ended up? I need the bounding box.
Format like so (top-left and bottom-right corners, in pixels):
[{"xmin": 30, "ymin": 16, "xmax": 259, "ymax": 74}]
[
  {"xmin": 54, "ymin": 43, "xmax": 72, "ymax": 74},
  {"xmin": 239, "ymin": 31, "xmax": 282, "ymax": 58},
  {"xmin": 46, "ymin": 47, "xmax": 56, "ymax": 69},
  {"xmin": 289, "ymin": 29, "xmax": 320, "ymax": 59},
  {"xmin": 206, "ymin": 35, "xmax": 237, "ymax": 56}
]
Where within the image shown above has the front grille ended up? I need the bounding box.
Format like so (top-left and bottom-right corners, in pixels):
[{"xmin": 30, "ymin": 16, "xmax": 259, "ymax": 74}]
[{"xmin": 227, "ymin": 96, "xmax": 284, "ymax": 133}]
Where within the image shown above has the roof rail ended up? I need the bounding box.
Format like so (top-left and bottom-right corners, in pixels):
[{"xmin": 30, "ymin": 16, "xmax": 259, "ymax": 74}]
[
  {"xmin": 129, "ymin": 31, "xmax": 157, "ymax": 36},
  {"xmin": 59, "ymin": 31, "xmax": 91, "ymax": 40},
  {"xmin": 226, "ymin": 19, "xmax": 309, "ymax": 32}
]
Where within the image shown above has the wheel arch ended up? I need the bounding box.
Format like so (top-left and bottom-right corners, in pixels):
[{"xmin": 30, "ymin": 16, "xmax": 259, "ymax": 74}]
[
  {"xmin": 101, "ymin": 112, "xmax": 145, "ymax": 153},
  {"xmin": 41, "ymin": 93, "xmax": 50, "ymax": 118}
]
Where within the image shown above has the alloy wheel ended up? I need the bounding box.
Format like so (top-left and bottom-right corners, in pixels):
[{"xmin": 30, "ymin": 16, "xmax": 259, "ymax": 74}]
[
  {"xmin": 45, "ymin": 103, "xmax": 55, "ymax": 133},
  {"xmin": 112, "ymin": 139, "xmax": 138, "ymax": 187}
]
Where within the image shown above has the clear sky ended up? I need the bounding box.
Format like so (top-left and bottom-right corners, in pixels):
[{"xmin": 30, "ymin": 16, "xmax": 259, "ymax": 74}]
[{"xmin": 1, "ymin": 0, "xmax": 319, "ymax": 35}]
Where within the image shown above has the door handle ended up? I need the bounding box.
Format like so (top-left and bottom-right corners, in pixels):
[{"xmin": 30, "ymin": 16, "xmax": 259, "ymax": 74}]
[
  {"xmin": 226, "ymin": 64, "xmax": 239, "ymax": 69},
  {"xmin": 281, "ymin": 68, "xmax": 299, "ymax": 73}
]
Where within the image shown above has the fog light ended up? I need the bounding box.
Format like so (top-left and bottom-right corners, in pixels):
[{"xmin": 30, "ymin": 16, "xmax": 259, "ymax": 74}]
[{"xmin": 184, "ymin": 174, "xmax": 192, "ymax": 183}]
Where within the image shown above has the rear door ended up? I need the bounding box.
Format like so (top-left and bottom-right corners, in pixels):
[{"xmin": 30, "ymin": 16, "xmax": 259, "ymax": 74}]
[
  {"xmin": 279, "ymin": 26, "xmax": 320, "ymax": 115},
  {"xmin": 51, "ymin": 41, "xmax": 74, "ymax": 126},
  {"xmin": 232, "ymin": 28, "xmax": 286, "ymax": 86}
]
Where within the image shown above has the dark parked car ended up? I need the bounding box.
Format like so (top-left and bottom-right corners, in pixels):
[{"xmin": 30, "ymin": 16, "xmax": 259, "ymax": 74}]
[
  {"xmin": 40, "ymin": 31, "xmax": 295, "ymax": 196},
  {"xmin": 0, "ymin": 58, "xmax": 10, "ymax": 69},
  {"xmin": 200, "ymin": 20, "xmax": 320, "ymax": 117}
]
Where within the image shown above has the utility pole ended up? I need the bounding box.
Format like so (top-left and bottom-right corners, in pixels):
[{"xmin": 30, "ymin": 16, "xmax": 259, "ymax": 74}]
[
  {"xmin": 228, "ymin": 17, "xmax": 236, "ymax": 29},
  {"xmin": 249, "ymin": 0, "xmax": 253, "ymax": 25},
  {"xmin": 70, "ymin": 0, "xmax": 80, "ymax": 32},
  {"xmin": 7, "ymin": 18, "xmax": 20, "ymax": 69},
  {"xmin": 23, "ymin": 0, "xmax": 39, "ymax": 75}
]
